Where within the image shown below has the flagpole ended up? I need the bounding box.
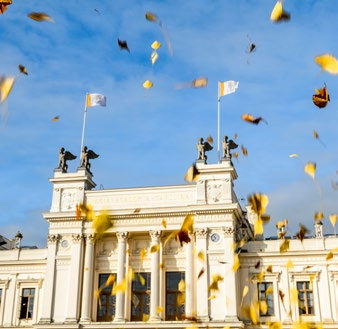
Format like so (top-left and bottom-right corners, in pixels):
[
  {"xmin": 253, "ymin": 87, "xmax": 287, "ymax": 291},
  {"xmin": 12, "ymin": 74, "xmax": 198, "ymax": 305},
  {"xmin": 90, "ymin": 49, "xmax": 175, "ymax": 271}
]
[
  {"xmin": 217, "ymin": 82, "xmax": 221, "ymax": 163},
  {"xmin": 80, "ymin": 94, "xmax": 88, "ymax": 162}
]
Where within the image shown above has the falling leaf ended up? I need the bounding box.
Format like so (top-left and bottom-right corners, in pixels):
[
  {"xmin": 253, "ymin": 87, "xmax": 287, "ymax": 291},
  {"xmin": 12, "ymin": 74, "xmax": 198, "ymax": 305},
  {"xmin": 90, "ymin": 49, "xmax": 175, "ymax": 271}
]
[
  {"xmin": 241, "ymin": 145, "xmax": 248, "ymax": 156},
  {"xmin": 206, "ymin": 135, "xmax": 214, "ymax": 144},
  {"xmin": 92, "ymin": 210, "xmax": 113, "ymax": 239},
  {"xmin": 151, "ymin": 40, "xmax": 161, "ymax": 50},
  {"xmin": 304, "ymin": 162, "xmax": 316, "ymax": 179},
  {"xmin": 290, "ymin": 287, "xmax": 298, "ymax": 305},
  {"xmin": 241, "ymin": 113, "xmax": 267, "ymax": 125},
  {"xmin": 105, "ymin": 274, "xmax": 116, "ymax": 286},
  {"xmin": 313, "ymin": 130, "xmax": 326, "ymax": 147},
  {"xmin": 233, "ymin": 253, "xmax": 240, "ymax": 272},
  {"xmin": 145, "ymin": 11, "xmax": 159, "ymax": 22},
  {"xmin": 295, "ymin": 224, "xmax": 309, "ymax": 242},
  {"xmin": 256, "ymin": 270, "xmax": 265, "ymax": 283},
  {"xmin": 162, "ymin": 218, "xmax": 167, "ymax": 228},
  {"xmin": 117, "ymin": 39, "xmax": 130, "ymax": 53},
  {"xmin": 314, "ymin": 211, "xmax": 324, "ymax": 221},
  {"xmin": 79, "ymin": 203, "xmax": 94, "ymax": 220},
  {"xmin": 143, "ymin": 80, "xmax": 153, "ymax": 90},
  {"xmin": 249, "ymin": 302, "xmax": 258, "ymax": 324},
  {"xmin": 197, "ymin": 268, "xmax": 205, "ymax": 279},
  {"xmin": 286, "ymin": 259, "xmax": 294, "ymax": 269},
  {"xmin": 175, "ymin": 77, "xmax": 208, "ymax": 89},
  {"xmin": 133, "ymin": 208, "xmax": 141, "ymax": 213},
  {"xmin": 329, "ymin": 214, "xmax": 337, "ymax": 227},
  {"xmin": 150, "ymin": 244, "xmax": 160, "ymax": 253},
  {"xmin": 326, "ymin": 251, "xmax": 333, "ymax": 261},
  {"xmin": 197, "ymin": 251, "xmax": 205, "ymax": 262},
  {"xmin": 0, "ymin": 0, "xmax": 11, "ymax": 14},
  {"xmin": 140, "ymin": 248, "xmax": 147, "ymax": 261},
  {"xmin": 270, "ymin": 1, "xmax": 290, "ymax": 22},
  {"xmin": 254, "ymin": 218, "xmax": 264, "ymax": 237},
  {"xmin": 18, "ymin": 64, "xmax": 28, "ymax": 75},
  {"xmin": 278, "ymin": 290, "xmax": 286, "ymax": 311},
  {"xmin": 315, "ymin": 54, "xmax": 338, "ymax": 75},
  {"xmin": 51, "ymin": 115, "xmax": 60, "ymax": 122},
  {"xmin": 241, "ymin": 285, "xmax": 249, "ymax": 306},
  {"xmin": 266, "ymin": 285, "xmax": 273, "ymax": 296},
  {"xmin": 0, "ymin": 76, "xmax": 15, "ymax": 103},
  {"xmin": 248, "ymin": 193, "xmax": 269, "ymax": 218},
  {"xmin": 312, "ymin": 84, "xmax": 330, "ymax": 108},
  {"xmin": 289, "ymin": 153, "xmax": 299, "ymax": 158},
  {"xmin": 269, "ymin": 322, "xmax": 282, "ymax": 329},
  {"xmin": 150, "ymin": 51, "xmax": 159, "ymax": 65},
  {"xmin": 176, "ymin": 214, "xmax": 194, "ymax": 246},
  {"xmin": 208, "ymin": 274, "xmax": 224, "ymax": 292},
  {"xmin": 178, "ymin": 279, "xmax": 185, "ymax": 292},
  {"xmin": 266, "ymin": 265, "xmax": 273, "ymax": 273},
  {"xmin": 28, "ymin": 12, "xmax": 54, "ymax": 22},
  {"xmin": 184, "ymin": 163, "xmax": 200, "ymax": 183},
  {"xmin": 254, "ymin": 260, "xmax": 260, "ymax": 269},
  {"xmin": 138, "ymin": 273, "xmax": 145, "ymax": 286},
  {"xmin": 260, "ymin": 300, "xmax": 268, "ymax": 314},
  {"xmin": 279, "ymin": 239, "xmax": 290, "ymax": 253},
  {"xmin": 156, "ymin": 306, "xmax": 163, "ymax": 313}
]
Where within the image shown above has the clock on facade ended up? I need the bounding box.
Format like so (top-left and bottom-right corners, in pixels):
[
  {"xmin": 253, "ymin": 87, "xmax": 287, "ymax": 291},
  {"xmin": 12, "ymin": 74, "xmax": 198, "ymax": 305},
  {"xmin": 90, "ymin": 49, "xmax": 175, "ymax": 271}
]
[{"xmin": 210, "ymin": 233, "xmax": 220, "ymax": 243}]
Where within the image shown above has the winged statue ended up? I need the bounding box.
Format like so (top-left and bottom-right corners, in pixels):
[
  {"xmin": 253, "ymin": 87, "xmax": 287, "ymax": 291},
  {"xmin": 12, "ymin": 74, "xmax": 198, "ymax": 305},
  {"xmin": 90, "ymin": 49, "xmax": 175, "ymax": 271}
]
[
  {"xmin": 196, "ymin": 137, "xmax": 213, "ymax": 162},
  {"xmin": 222, "ymin": 136, "xmax": 238, "ymax": 159},
  {"xmin": 57, "ymin": 147, "xmax": 77, "ymax": 173},
  {"xmin": 80, "ymin": 146, "xmax": 99, "ymax": 173}
]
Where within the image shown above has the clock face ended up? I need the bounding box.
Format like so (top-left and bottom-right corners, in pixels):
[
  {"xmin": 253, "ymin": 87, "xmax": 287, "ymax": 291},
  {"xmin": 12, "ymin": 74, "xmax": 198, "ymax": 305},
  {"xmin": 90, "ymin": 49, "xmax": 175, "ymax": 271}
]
[
  {"xmin": 61, "ymin": 239, "xmax": 69, "ymax": 248},
  {"xmin": 210, "ymin": 233, "xmax": 220, "ymax": 243}
]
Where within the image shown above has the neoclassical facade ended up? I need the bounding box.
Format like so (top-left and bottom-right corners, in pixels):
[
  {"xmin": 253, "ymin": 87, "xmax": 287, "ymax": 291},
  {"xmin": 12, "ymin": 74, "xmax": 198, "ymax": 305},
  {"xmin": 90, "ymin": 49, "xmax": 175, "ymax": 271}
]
[{"xmin": 0, "ymin": 159, "xmax": 338, "ymax": 329}]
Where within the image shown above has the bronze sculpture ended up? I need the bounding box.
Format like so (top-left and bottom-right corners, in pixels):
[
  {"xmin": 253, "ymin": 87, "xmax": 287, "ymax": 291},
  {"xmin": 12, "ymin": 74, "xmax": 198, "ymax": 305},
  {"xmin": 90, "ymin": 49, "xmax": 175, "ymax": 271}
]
[{"xmin": 57, "ymin": 147, "xmax": 77, "ymax": 173}]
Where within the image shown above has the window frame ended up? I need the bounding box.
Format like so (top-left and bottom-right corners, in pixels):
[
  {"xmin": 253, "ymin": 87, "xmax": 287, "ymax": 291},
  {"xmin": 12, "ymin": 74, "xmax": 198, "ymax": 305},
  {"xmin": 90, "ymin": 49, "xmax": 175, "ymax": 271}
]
[
  {"xmin": 96, "ymin": 273, "xmax": 116, "ymax": 322},
  {"xmin": 165, "ymin": 271, "xmax": 185, "ymax": 321},
  {"xmin": 257, "ymin": 281, "xmax": 275, "ymax": 316},
  {"xmin": 19, "ymin": 288, "xmax": 35, "ymax": 320},
  {"xmin": 130, "ymin": 272, "xmax": 151, "ymax": 321},
  {"xmin": 296, "ymin": 281, "xmax": 314, "ymax": 316}
]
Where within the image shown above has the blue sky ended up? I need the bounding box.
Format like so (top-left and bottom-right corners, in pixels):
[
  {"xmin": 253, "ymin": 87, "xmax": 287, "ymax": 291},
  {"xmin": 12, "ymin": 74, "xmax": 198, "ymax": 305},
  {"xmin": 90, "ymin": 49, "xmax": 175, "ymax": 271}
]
[{"xmin": 1, "ymin": 0, "xmax": 338, "ymax": 247}]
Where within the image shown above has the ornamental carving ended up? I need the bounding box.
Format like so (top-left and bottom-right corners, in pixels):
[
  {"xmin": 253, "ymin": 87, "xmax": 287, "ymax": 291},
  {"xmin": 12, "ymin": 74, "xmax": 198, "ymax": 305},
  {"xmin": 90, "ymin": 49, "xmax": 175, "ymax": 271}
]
[
  {"xmin": 116, "ymin": 231, "xmax": 128, "ymax": 242},
  {"xmin": 47, "ymin": 234, "xmax": 60, "ymax": 244},
  {"xmin": 222, "ymin": 226, "xmax": 235, "ymax": 236},
  {"xmin": 149, "ymin": 230, "xmax": 161, "ymax": 241},
  {"xmin": 72, "ymin": 233, "xmax": 83, "ymax": 242},
  {"xmin": 61, "ymin": 189, "xmax": 77, "ymax": 211},
  {"xmin": 84, "ymin": 233, "xmax": 95, "ymax": 242},
  {"xmin": 206, "ymin": 181, "xmax": 223, "ymax": 203},
  {"xmin": 195, "ymin": 228, "xmax": 208, "ymax": 238}
]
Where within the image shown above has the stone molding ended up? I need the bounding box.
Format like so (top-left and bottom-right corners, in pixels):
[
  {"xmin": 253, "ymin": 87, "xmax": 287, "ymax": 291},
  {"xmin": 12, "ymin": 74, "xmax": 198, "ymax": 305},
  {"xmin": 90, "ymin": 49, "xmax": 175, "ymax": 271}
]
[
  {"xmin": 116, "ymin": 231, "xmax": 128, "ymax": 241},
  {"xmin": 72, "ymin": 234, "xmax": 83, "ymax": 243},
  {"xmin": 47, "ymin": 234, "xmax": 60, "ymax": 244},
  {"xmin": 195, "ymin": 228, "xmax": 208, "ymax": 238}
]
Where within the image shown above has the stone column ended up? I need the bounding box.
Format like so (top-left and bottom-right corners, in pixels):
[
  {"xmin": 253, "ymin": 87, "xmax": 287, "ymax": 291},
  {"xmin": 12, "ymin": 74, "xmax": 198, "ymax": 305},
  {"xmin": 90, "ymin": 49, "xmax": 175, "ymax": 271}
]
[
  {"xmin": 39, "ymin": 234, "xmax": 60, "ymax": 324},
  {"xmin": 223, "ymin": 226, "xmax": 239, "ymax": 321},
  {"xmin": 114, "ymin": 232, "xmax": 128, "ymax": 322},
  {"xmin": 80, "ymin": 234, "xmax": 95, "ymax": 322},
  {"xmin": 3, "ymin": 274, "xmax": 17, "ymax": 327},
  {"xmin": 195, "ymin": 228, "xmax": 209, "ymax": 321},
  {"xmin": 149, "ymin": 230, "xmax": 161, "ymax": 321},
  {"xmin": 185, "ymin": 232, "xmax": 195, "ymax": 319},
  {"xmin": 65, "ymin": 234, "xmax": 84, "ymax": 323}
]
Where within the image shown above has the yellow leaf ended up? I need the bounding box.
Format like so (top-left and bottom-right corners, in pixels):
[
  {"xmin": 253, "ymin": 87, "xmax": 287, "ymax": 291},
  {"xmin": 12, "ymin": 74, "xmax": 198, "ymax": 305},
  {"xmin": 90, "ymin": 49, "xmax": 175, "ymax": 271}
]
[
  {"xmin": 269, "ymin": 322, "xmax": 282, "ymax": 329},
  {"xmin": 162, "ymin": 218, "xmax": 167, "ymax": 228},
  {"xmin": 290, "ymin": 287, "xmax": 298, "ymax": 305},
  {"xmin": 156, "ymin": 306, "xmax": 163, "ymax": 313},
  {"xmin": 140, "ymin": 247, "xmax": 147, "ymax": 261},
  {"xmin": 27, "ymin": 12, "xmax": 54, "ymax": 22},
  {"xmin": 208, "ymin": 294, "xmax": 216, "ymax": 300},
  {"xmin": 286, "ymin": 259, "xmax": 294, "ymax": 269},
  {"xmin": 138, "ymin": 274, "xmax": 145, "ymax": 286},
  {"xmin": 266, "ymin": 265, "xmax": 273, "ymax": 273},
  {"xmin": 266, "ymin": 285, "xmax": 273, "ymax": 295},
  {"xmin": 249, "ymin": 302, "xmax": 258, "ymax": 324},
  {"xmin": 142, "ymin": 314, "xmax": 149, "ymax": 322},
  {"xmin": 178, "ymin": 279, "xmax": 185, "ymax": 292},
  {"xmin": 208, "ymin": 274, "xmax": 224, "ymax": 292},
  {"xmin": 0, "ymin": 75, "xmax": 14, "ymax": 103},
  {"xmin": 256, "ymin": 270, "xmax": 265, "ymax": 283},
  {"xmin": 280, "ymin": 239, "xmax": 290, "ymax": 254},
  {"xmin": 151, "ymin": 40, "xmax": 161, "ymax": 50},
  {"xmin": 254, "ymin": 218, "xmax": 264, "ymax": 237},
  {"xmin": 232, "ymin": 253, "xmax": 240, "ymax": 272},
  {"xmin": 105, "ymin": 274, "xmax": 116, "ymax": 286},
  {"xmin": 143, "ymin": 80, "xmax": 153, "ymax": 89},
  {"xmin": 184, "ymin": 163, "xmax": 200, "ymax": 183},
  {"xmin": 150, "ymin": 51, "xmax": 159, "ymax": 66},
  {"xmin": 270, "ymin": 1, "xmax": 290, "ymax": 22},
  {"xmin": 92, "ymin": 210, "xmax": 112, "ymax": 239},
  {"xmin": 326, "ymin": 251, "xmax": 333, "ymax": 261},
  {"xmin": 241, "ymin": 285, "xmax": 249, "ymax": 306},
  {"xmin": 315, "ymin": 53, "xmax": 338, "ymax": 75},
  {"xmin": 197, "ymin": 251, "xmax": 205, "ymax": 262},
  {"xmin": 260, "ymin": 300, "xmax": 268, "ymax": 314},
  {"xmin": 248, "ymin": 193, "xmax": 269, "ymax": 218},
  {"xmin": 329, "ymin": 214, "xmax": 337, "ymax": 227},
  {"xmin": 314, "ymin": 211, "xmax": 324, "ymax": 221},
  {"xmin": 177, "ymin": 292, "xmax": 185, "ymax": 305},
  {"xmin": 304, "ymin": 162, "xmax": 316, "ymax": 179},
  {"xmin": 150, "ymin": 244, "xmax": 160, "ymax": 253},
  {"xmin": 289, "ymin": 153, "xmax": 299, "ymax": 158}
]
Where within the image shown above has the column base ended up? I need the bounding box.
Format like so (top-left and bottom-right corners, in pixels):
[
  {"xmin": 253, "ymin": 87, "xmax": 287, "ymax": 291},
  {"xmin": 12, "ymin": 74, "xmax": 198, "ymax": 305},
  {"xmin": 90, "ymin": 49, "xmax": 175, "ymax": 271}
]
[
  {"xmin": 79, "ymin": 317, "xmax": 91, "ymax": 323},
  {"xmin": 113, "ymin": 317, "xmax": 126, "ymax": 322},
  {"xmin": 64, "ymin": 318, "xmax": 78, "ymax": 324},
  {"xmin": 38, "ymin": 318, "xmax": 53, "ymax": 324},
  {"xmin": 149, "ymin": 316, "xmax": 161, "ymax": 322}
]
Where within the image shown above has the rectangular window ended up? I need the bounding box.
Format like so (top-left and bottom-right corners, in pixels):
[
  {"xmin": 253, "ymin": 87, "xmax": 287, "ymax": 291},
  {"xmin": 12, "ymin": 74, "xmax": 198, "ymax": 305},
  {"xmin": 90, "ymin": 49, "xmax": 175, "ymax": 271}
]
[
  {"xmin": 166, "ymin": 272, "xmax": 185, "ymax": 320},
  {"xmin": 257, "ymin": 282, "xmax": 274, "ymax": 316},
  {"xmin": 19, "ymin": 288, "xmax": 35, "ymax": 319},
  {"xmin": 131, "ymin": 273, "xmax": 151, "ymax": 321},
  {"xmin": 297, "ymin": 281, "xmax": 314, "ymax": 315},
  {"xmin": 97, "ymin": 274, "xmax": 116, "ymax": 321}
]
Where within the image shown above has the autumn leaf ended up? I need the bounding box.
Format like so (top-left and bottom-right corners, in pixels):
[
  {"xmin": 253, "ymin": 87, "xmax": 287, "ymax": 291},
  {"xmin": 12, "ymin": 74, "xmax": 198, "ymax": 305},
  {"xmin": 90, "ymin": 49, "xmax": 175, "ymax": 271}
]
[
  {"xmin": 150, "ymin": 244, "xmax": 160, "ymax": 253},
  {"xmin": 279, "ymin": 239, "xmax": 290, "ymax": 254},
  {"xmin": 315, "ymin": 53, "xmax": 338, "ymax": 75},
  {"xmin": 304, "ymin": 162, "xmax": 316, "ymax": 179},
  {"xmin": 270, "ymin": 0, "xmax": 290, "ymax": 22}
]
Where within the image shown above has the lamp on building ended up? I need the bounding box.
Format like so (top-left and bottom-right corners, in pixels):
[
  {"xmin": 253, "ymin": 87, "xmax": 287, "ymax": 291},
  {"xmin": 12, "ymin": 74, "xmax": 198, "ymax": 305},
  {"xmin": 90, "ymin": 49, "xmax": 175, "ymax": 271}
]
[
  {"xmin": 14, "ymin": 231, "xmax": 23, "ymax": 249},
  {"xmin": 276, "ymin": 219, "xmax": 288, "ymax": 239}
]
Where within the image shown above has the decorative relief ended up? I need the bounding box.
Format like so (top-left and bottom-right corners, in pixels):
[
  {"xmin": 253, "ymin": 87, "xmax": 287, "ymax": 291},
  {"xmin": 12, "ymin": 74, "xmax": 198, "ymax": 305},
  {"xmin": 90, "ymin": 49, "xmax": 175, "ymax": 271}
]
[
  {"xmin": 72, "ymin": 233, "xmax": 83, "ymax": 243},
  {"xmin": 222, "ymin": 226, "xmax": 235, "ymax": 236},
  {"xmin": 116, "ymin": 231, "xmax": 128, "ymax": 242},
  {"xmin": 195, "ymin": 228, "xmax": 208, "ymax": 238},
  {"xmin": 61, "ymin": 189, "xmax": 77, "ymax": 211},
  {"xmin": 96, "ymin": 240, "xmax": 118, "ymax": 257},
  {"xmin": 149, "ymin": 230, "xmax": 161, "ymax": 241},
  {"xmin": 206, "ymin": 180, "xmax": 223, "ymax": 203},
  {"xmin": 47, "ymin": 234, "xmax": 60, "ymax": 244},
  {"xmin": 84, "ymin": 233, "xmax": 95, "ymax": 242},
  {"xmin": 131, "ymin": 239, "xmax": 150, "ymax": 255},
  {"xmin": 163, "ymin": 237, "xmax": 183, "ymax": 255}
]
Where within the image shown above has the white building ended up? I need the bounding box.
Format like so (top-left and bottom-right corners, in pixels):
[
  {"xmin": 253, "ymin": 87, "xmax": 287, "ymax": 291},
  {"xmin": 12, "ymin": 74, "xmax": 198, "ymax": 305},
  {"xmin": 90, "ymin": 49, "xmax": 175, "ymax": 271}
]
[{"xmin": 0, "ymin": 158, "xmax": 337, "ymax": 329}]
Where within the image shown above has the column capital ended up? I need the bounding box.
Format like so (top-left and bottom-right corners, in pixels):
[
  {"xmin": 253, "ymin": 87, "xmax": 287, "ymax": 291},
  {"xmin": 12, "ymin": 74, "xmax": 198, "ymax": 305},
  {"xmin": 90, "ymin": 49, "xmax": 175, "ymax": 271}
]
[
  {"xmin": 149, "ymin": 230, "xmax": 161, "ymax": 241},
  {"xmin": 47, "ymin": 234, "xmax": 60, "ymax": 244},
  {"xmin": 195, "ymin": 228, "xmax": 208, "ymax": 238},
  {"xmin": 84, "ymin": 233, "xmax": 95, "ymax": 242},
  {"xmin": 222, "ymin": 226, "xmax": 235, "ymax": 237},
  {"xmin": 72, "ymin": 233, "xmax": 83, "ymax": 243},
  {"xmin": 116, "ymin": 231, "xmax": 128, "ymax": 241}
]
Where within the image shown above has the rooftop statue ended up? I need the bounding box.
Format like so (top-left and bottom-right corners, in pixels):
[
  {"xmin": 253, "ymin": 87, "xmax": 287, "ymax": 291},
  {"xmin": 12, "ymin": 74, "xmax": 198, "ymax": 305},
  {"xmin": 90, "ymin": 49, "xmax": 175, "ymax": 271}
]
[
  {"xmin": 57, "ymin": 147, "xmax": 77, "ymax": 173},
  {"xmin": 222, "ymin": 135, "xmax": 238, "ymax": 159},
  {"xmin": 80, "ymin": 146, "xmax": 99, "ymax": 173},
  {"xmin": 196, "ymin": 137, "xmax": 213, "ymax": 162}
]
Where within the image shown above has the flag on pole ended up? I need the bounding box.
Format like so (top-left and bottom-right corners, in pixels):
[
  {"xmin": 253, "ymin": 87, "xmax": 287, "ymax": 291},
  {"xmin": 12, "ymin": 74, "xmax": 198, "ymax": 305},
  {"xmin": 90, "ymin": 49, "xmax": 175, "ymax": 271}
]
[
  {"xmin": 86, "ymin": 93, "xmax": 107, "ymax": 107},
  {"xmin": 218, "ymin": 81, "xmax": 239, "ymax": 99}
]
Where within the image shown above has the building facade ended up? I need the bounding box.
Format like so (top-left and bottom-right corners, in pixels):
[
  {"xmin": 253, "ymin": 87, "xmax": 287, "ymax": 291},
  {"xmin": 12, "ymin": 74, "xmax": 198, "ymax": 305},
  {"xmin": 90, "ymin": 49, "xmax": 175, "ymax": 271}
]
[{"xmin": 0, "ymin": 159, "xmax": 337, "ymax": 329}]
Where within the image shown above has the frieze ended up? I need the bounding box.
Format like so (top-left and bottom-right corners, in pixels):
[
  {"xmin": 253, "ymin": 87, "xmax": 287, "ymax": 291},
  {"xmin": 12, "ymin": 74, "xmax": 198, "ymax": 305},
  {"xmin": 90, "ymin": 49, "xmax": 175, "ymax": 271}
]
[
  {"xmin": 222, "ymin": 226, "xmax": 235, "ymax": 236},
  {"xmin": 72, "ymin": 233, "xmax": 83, "ymax": 242},
  {"xmin": 56, "ymin": 258, "xmax": 71, "ymax": 266},
  {"xmin": 47, "ymin": 234, "xmax": 61, "ymax": 244},
  {"xmin": 195, "ymin": 228, "xmax": 208, "ymax": 238}
]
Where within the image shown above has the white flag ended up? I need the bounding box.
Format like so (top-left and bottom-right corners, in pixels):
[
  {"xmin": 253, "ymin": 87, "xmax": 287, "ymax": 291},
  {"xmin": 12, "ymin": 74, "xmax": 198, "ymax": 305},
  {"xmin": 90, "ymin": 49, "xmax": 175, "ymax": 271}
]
[
  {"xmin": 218, "ymin": 81, "xmax": 239, "ymax": 98},
  {"xmin": 86, "ymin": 93, "xmax": 106, "ymax": 107}
]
